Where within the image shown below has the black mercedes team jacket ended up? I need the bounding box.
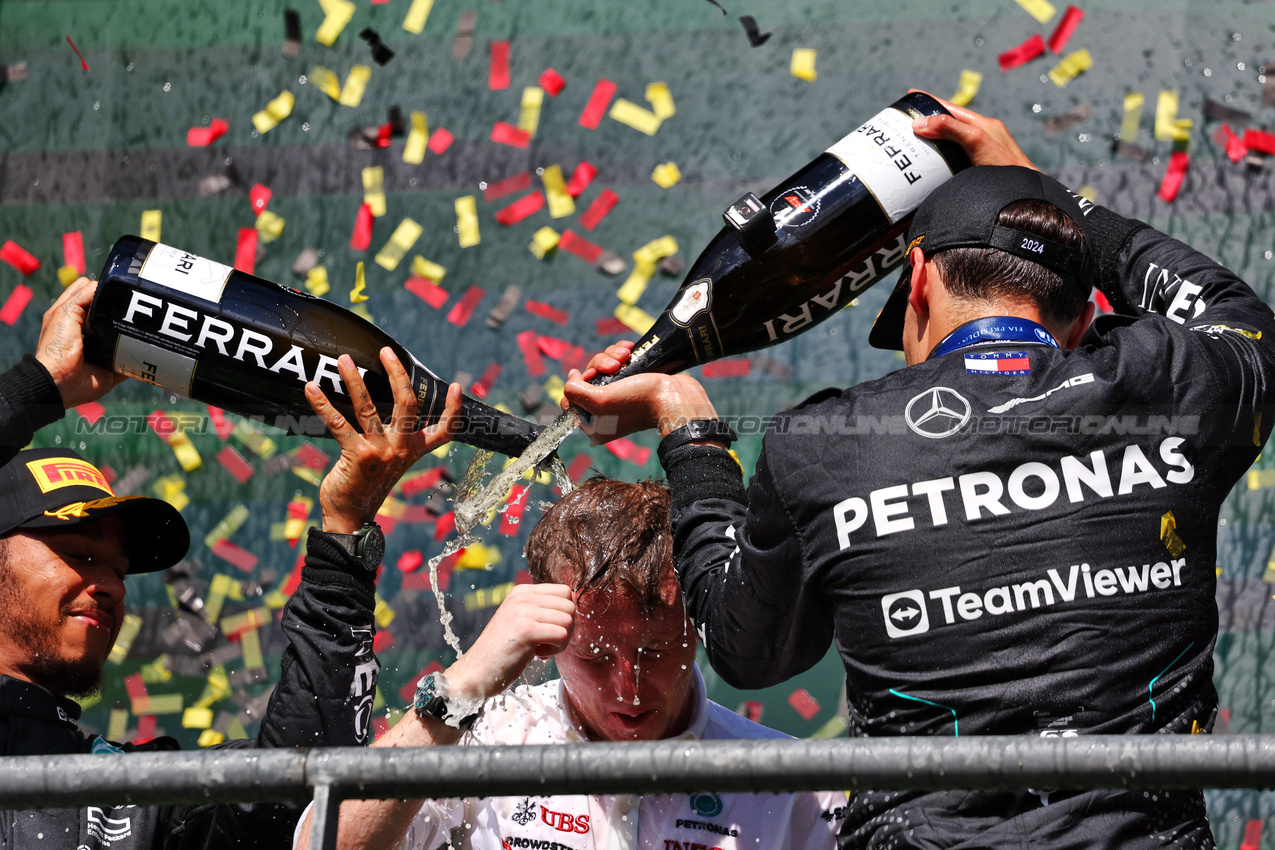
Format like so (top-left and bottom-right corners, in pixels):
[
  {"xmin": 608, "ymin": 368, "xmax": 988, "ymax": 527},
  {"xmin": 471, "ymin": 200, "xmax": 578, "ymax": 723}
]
[
  {"xmin": 0, "ymin": 530, "xmax": 380, "ymax": 850},
  {"xmin": 662, "ymin": 202, "xmax": 1275, "ymax": 849}
]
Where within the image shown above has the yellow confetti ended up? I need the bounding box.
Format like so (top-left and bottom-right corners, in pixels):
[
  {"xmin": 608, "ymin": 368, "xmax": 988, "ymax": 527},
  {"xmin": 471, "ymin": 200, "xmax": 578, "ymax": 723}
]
[
  {"xmin": 1155, "ymin": 90, "xmax": 1193, "ymax": 142},
  {"xmin": 133, "ymin": 694, "xmax": 184, "ymax": 716},
  {"xmin": 455, "ymin": 195, "xmax": 480, "ymax": 248},
  {"xmin": 152, "ymin": 474, "xmax": 189, "ymax": 511},
  {"xmin": 374, "ymin": 594, "xmax": 396, "ymax": 628},
  {"xmin": 609, "ymin": 99, "xmax": 663, "ymax": 135},
  {"xmin": 457, "ymin": 543, "xmax": 502, "ymax": 569},
  {"xmin": 316, "ymin": 0, "xmax": 356, "ymax": 46},
  {"xmin": 57, "ymin": 265, "xmax": 79, "ymax": 286},
  {"xmin": 234, "ymin": 419, "xmax": 277, "ymax": 459},
  {"xmin": 402, "ymin": 0, "xmax": 435, "ymax": 33},
  {"xmin": 651, "ymin": 162, "xmax": 682, "ymax": 189},
  {"xmin": 264, "ymin": 589, "xmax": 290, "ymax": 609},
  {"xmin": 1048, "ymin": 49, "xmax": 1093, "ymax": 88},
  {"xmin": 403, "ymin": 111, "xmax": 429, "ymax": 164},
  {"xmin": 645, "ymin": 81, "xmax": 675, "ymax": 120},
  {"xmin": 1255, "ymin": 413, "xmax": 1264, "ymax": 447},
  {"xmin": 339, "ymin": 64, "xmax": 373, "ymax": 108},
  {"xmin": 226, "ymin": 716, "xmax": 249, "ymax": 740},
  {"xmin": 362, "ymin": 166, "xmax": 387, "ymax": 217},
  {"xmin": 951, "ymin": 70, "xmax": 982, "ymax": 107},
  {"xmin": 305, "ymin": 266, "xmax": 330, "ymax": 297},
  {"xmin": 412, "ymin": 255, "xmax": 447, "ymax": 282},
  {"xmin": 204, "ymin": 504, "xmax": 250, "ymax": 549},
  {"xmin": 541, "ymin": 165, "xmax": 575, "ymax": 218},
  {"xmin": 529, "ymin": 226, "xmax": 561, "ymax": 259},
  {"xmin": 194, "ymin": 665, "xmax": 231, "ymax": 708},
  {"xmin": 309, "ymin": 65, "xmax": 341, "ymax": 100},
  {"xmin": 140, "ymin": 655, "xmax": 172, "ymax": 684},
  {"xmin": 633, "ymin": 236, "xmax": 678, "ymax": 265},
  {"xmin": 373, "ymin": 686, "xmax": 386, "ymax": 713},
  {"xmin": 252, "ymin": 90, "xmax": 295, "ymax": 134},
  {"xmin": 205, "ymin": 574, "xmax": 233, "ymax": 625},
  {"xmin": 293, "ymin": 464, "xmax": 323, "ymax": 486},
  {"xmin": 168, "ymin": 432, "xmax": 202, "ymax": 472},
  {"xmin": 1013, "ymin": 0, "xmax": 1056, "ymax": 24},
  {"xmin": 617, "ymin": 263, "xmax": 654, "ymax": 306},
  {"xmin": 812, "ymin": 715, "xmax": 851, "ymax": 739},
  {"xmin": 256, "ymin": 209, "xmax": 286, "ymax": 243},
  {"xmin": 1160, "ymin": 511, "xmax": 1186, "ymax": 557},
  {"xmin": 107, "ymin": 708, "xmax": 129, "ymax": 741},
  {"xmin": 375, "ymin": 218, "xmax": 423, "ymax": 270},
  {"xmin": 108, "ymin": 614, "xmax": 143, "ymax": 664},
  {"xmin": 350, "ymin": 260, "xmax": 369, "ymax": 303},
  {"xmin": 220, "ymin": 607, "xmax": 271, "ymax": 636},
  {"xmin": 518, "ymin": 86, "xmax": 545, "ymax": 136},
  {"xmin": 198, "ymin": 729, "xmax": 226, "ymax": 747},
  {"xmin": 430, "ymin": 441, "xmax": 452, "ymax": 458},
  {"xmin": 140, "ymin": 209, "xmax": 162, "ymax": 242},
  {"xmin": 241, "ymin": 628, "xmax": 265, "ymax": 670},
  {"xmin": 544, "ymin": 375, "xmax": 565, "ymax": 405},
  {"xmin": 615, "ymin": 303, "xmax": 656, "ymax": 334},
  {"xmin": 1121, "ymin": 92, "xmax": 1144, "ymax": 143},
  {"xmin": 464, "ymin": 581, "xmax": 514, "ymax": 611},
  {"xmin": 182, "ymin": 707, "xmax": 214, "ymax": 729},
  {"xmin": 790, "ymin": 48, "xmax": 817, "ymax": 82},
  {"xmin": 1247, "ymin": 468, "xmax": 1275, "ymax": 490},
  {"xmin": 1077, "ymin": 185, "xmax": 1098, "ymax": 203}
]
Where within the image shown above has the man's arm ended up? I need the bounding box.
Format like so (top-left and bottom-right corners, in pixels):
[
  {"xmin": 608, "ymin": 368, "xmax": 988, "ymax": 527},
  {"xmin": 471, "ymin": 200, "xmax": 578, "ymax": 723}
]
[{"xmin": 293, "ymin": 583, "xmax": 575, "ymax": 850}]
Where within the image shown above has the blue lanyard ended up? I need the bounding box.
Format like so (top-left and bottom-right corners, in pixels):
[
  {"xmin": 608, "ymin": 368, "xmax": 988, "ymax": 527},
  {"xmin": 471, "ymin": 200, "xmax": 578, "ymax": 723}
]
[{"xmin": 929, "ymin": 316, "xmax": 1059, "ymax": 359}]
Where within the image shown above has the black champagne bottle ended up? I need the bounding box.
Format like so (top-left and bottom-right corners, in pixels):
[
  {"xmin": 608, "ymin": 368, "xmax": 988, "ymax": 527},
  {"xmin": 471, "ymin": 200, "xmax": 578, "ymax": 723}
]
[
  {"xmin": 85, "ymin": 237, "xmax": 543, "ymax": 457},
  {"xmin": 599, "ymin": 92, "xmax": 970, "ymax": 384}
]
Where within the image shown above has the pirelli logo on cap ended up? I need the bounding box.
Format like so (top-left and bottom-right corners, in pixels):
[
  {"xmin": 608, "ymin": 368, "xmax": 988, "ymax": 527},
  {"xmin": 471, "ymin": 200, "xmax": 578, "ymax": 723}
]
[{"xmin": 25, "ymin": 458, "xmax": 115, "ymax": 496}]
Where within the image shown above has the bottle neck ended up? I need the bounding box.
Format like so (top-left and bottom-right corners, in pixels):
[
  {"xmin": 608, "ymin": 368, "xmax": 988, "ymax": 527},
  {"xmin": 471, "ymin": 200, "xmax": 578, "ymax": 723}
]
[{"xmin": 928, "ymin": 316, "xmax": 1059, "ymax": 360}]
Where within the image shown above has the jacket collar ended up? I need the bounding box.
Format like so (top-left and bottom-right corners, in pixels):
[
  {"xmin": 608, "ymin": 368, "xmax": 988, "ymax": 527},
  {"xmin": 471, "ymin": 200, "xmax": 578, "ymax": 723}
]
[{"xmin": 0, "ymin": 674, "xmax": 83, "ymax": 729}]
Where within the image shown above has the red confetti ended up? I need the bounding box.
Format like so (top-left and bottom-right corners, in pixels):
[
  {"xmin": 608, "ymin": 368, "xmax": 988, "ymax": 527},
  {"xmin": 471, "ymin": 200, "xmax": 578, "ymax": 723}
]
[
  {"xmin": 405, "ymin": 276, "xmax": 449, "ymax": 309},
  {"xmin": 446, "ymin": 285, "xmax": 486, "ymax": 327},
  {"xmin": 566, "ymin": 452, "xmax": 593, "ymax": 482},
  {"xmin": 557, "ymin": 230, "xmax": 603, "ymax": 264},
  {"xmin": 212, "ymin": 538, "xmax": 259, "ymax": 572},
  {"xmin": 579, "ymin": 79, "xmax": 617, "ymax": 129},
  {"xmin": 1241, "ymin": 820, "xmax": 1264, "ymax": 850},
  {"xmin": 434, "ymin": 511, "xmax": 456, "ymax": 541},
  {"xmin": 484, "ymin": 172, "xmax": 532, "ymax": 202},
  {"xmin": 397, "ymin": 550, "xmax": 424, "ymax": 573},
  {"xmin": 537, "ymin": 335, "xmax": 584, "ymax": 364},
  {"xmin": 350, "ymin": 202, "xmax": 375, "ymax": 251},
  {"xmin": 250, "ymin": 184, "xmax": 272, "ymax": 216},
  {"xmin": 147, "ymin": 409, "xmax": 176, "ymax": 438},
  {"xmin": 564, "ymin": 162, "xmax": 597, "ymax": 197},
  {"xmin": 372, "ymin": 630, "xmax": 393, "ymax": 655},
  {"xmin": 207, "ymin": 405, "xmax": 234, "ymax": 440},
  {"xmin": 998, "ymin": 33, "xmax": 1045, "ymax": 72},
  {"xmin": 0, "ymin": 285, "xmax": 33, "ymax": 326},
  {"xmin": 124, "ymin": 673, "xmax": 148, "ymax": 701},
  {"xmin": 375, "ymin": 122, "xmax": 393, "ymax": 148},
  {"xmin": 787, "ymin": 688, "xmax": 821, "ymax": 720},
  {"xmin": 1091, "ymin": 289, "xmax": 1112, "ymax": 313},
  {"xmin": 0, "ymin": 241, "xmax": 41, "ymax": 276},
  {"xmin": 498, "ymin": 484, "xmax": 530, "ymax": 535},
  {"xmin": 216, "ymin": 445, "xmax": 254, "ymax": 484},
  {"xmin": 1156, "ymin": 151, "xmax": 1189, "ymax": 202},
  {"xmin": 75, "ymin": 402, "xmax": 105, "ymax": 425},
  {"xmin": 524, "ymin": 299, "xmax": 569, "ymax": 325},
  {"xmin": 539, "ymin": 67, "xmax": 566, "ymax": 96},
  {"xmin": 702, "ymin": 358, "xmax": 752, "ymax": 379},
  {"xmin": 470, "ymin": 362, "xmax": 502, "ymax": 399},
  {"xmin": 399, "ymin": 505, "xmax": 438, "ymax": 525},
  {"xmin": 427, "ymin": 128, "xmax": 454, "ymax": 154},
  {"xmin": 1242, "ymin": 127, "xmax": 1275, "ymax": 155},
  {"xmin": 399, "ymin": 661, "xmax": 444, "ymax": 703},
  {"xmin": 234, "ymin": 227, "xmax": 258, "ymax": 273},
  {"xmin": 740, "ymin": 701, "xmax": 763, "ymax": 723},
  {"xmin": 134, "ymin": 715, "xmax": 158, "ymax": 744},
  {"xmin": 187, "ymin": 118, "xmax": 229, "ymax": 147},
  {"xmin": 62, "ymin": 231, "xmax": 86, "ymax": 274},
  {"xmin": 494, "ymin": 191, "xmax": 546, "ymax": 225},
  {"xmin": 514, "ymin": 569, "xmax": 533, "ymax": 585},
  {"xmin": 282, "ymin": 548, "xmax": 306, "ymax": 596},
  {"xmin": 401, "ymin": 467, "xmax": 447, "ymax": 497},
  {"xmin": 488, "ymin": 40, "xmax": 511, "ymax": 90},
  {"xmin": 578, "ymin": 189, "xmax": 619, "ymax": 230},
  {"xmin": 491, "ymin": 121, "xmax": 532, "ymax": 149},
  {"xmin": 517, "ymin": 330, "xmax": 547, "ymax": 377},
  {"xmin": 595, "ymin": 317, "xmax": 631, "ymax": 336},
  {"xmin": 66, "ymin": 36, "xmax": 90, "ymax": 71},
  {"xmin": 1217, "ymin": 125, "xmax": 1248, "ymax": 163},
  {"xmin": 1046, "ymin": 5, "xmax": 1085, "ymax": 54},
  {"xmin": 296, "ymin": 441, "xmax": 330, "ymax": 471},
  {"xmin": 604, "ymin": 437, "xmax": 650, "ymax": 466}
]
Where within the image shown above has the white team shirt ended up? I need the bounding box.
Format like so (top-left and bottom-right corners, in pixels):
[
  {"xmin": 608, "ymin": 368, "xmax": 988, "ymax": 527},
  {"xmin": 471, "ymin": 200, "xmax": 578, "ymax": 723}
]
[{"xmin": 295, "ymin": 667, "xmax": 845, "ymax": 850}]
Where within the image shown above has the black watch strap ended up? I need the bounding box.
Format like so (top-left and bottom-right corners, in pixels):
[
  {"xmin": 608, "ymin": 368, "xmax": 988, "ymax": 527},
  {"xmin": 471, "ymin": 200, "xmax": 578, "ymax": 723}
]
[{"xmin": 658, "ymin": 419, "xmax": 737, "ymax": 467}]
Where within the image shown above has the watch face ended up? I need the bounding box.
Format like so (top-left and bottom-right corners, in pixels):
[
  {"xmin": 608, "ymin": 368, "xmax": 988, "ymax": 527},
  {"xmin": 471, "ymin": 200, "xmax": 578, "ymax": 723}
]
[{"xmin": 360, "ymin": 525, "xmax": 386, "ymax": 570}]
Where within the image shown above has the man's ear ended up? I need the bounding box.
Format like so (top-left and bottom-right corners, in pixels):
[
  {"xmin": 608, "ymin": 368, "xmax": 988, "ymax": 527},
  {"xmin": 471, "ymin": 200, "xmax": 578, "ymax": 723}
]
[
  {"xmin": 906, "ymin": 246, "xmax": 929, "ymax": 322},
  {"xmin": 1063, "ymin": 300, "xmax": 1096, "ymax": 349}
]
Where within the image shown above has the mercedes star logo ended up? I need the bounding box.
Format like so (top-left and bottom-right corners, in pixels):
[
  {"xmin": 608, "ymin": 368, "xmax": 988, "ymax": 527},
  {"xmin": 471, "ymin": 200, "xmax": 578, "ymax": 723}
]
[{"xmin": 905, "ymin": 387, "xmax": 972, "ymax": 439}]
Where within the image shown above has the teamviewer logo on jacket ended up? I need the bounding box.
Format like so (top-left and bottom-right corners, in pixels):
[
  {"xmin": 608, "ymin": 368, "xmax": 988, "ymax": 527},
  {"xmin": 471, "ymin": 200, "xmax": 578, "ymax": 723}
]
[{"xmin": 881, "ymin": 590, "xmax": 929, "ymax": 638}]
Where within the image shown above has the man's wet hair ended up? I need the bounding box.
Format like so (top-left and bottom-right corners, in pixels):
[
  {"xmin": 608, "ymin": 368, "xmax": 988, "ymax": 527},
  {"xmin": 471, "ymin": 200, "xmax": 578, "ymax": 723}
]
[
  {"xmin": 524, "ymin": 477, "xmax": 675, "ymax": 613},
  {"xmin": 934, "ymin": 199, "xmax": 1088, "ymax": 328}
]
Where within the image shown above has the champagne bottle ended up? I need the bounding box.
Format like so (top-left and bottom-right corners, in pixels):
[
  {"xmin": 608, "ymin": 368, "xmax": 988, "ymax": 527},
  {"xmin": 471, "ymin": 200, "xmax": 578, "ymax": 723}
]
[
  {"xmin": 85, "ymin": 237, "xmax": 543, "ymax": 457},
  {"xmin": 597, "ymin": 92, "xmax": 970, "ymax": 384}
]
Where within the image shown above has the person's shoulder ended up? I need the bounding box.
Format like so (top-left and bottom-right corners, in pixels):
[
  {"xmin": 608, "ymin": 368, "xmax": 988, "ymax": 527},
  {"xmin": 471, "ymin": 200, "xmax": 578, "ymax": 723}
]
[{"xmin": 701, "ymin": 699, "xmax": 792, "ymax": 741}]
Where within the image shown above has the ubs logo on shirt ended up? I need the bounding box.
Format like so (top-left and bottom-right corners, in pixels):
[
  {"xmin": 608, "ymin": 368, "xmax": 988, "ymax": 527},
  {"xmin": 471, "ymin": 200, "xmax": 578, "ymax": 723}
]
[{"xmin": 540, "ymin": 804, "xmax": 590, "ymax": 834}]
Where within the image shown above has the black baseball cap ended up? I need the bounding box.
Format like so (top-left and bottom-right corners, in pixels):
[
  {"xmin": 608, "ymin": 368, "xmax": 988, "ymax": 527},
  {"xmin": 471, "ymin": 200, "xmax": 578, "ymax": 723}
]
[
  {"xmin": 868, "ymin": 165, "xmax": 1094, "ymax": 351},
  {"xmin": 0, "ymin": 448, "xmax": 189, "ymax": 573}
]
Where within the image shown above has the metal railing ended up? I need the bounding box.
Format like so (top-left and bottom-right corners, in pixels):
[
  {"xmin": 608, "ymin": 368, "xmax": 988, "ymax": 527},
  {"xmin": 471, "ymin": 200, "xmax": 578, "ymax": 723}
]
[{"xmin": 1, "ymin": 736, "xmax": 1273, "ymax": 849}]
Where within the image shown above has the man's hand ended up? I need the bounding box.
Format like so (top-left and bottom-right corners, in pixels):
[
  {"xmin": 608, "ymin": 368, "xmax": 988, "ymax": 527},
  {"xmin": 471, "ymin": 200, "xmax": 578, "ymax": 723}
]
[
  {"xmin": 444, "ymin": 583, "xmax": 575, "ymax": 703},
  {"xmin": 305, "ymin": 347, "xmax": 460, "ymax": 534},
  {"xmin": 563, "ymin": 342, "xmax": 719, "ymax": 443},
  {"xmin": 909, "ymin": 91, "xmax": 1038, "ymax": 170},
  {"xmin": 35, "ymin": 277, "xmax": 127, "ymax": 408}
]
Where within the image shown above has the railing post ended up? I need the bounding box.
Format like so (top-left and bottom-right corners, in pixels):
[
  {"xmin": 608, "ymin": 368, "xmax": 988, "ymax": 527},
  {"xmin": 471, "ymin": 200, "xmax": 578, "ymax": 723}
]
[{"xmin": 310, "ymin": 783, "xmax": 343, "ymax": 850}]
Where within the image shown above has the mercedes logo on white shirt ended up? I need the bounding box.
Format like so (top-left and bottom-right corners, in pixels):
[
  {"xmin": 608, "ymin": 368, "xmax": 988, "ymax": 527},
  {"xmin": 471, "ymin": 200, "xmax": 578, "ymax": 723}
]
[{"xmin": 905, "ymin": 387, "xmax": 971, "ymax": 439}]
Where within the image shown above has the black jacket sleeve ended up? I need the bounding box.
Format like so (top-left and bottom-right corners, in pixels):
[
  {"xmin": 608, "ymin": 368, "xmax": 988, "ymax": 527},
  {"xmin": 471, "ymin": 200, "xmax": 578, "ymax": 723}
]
[
  {"xmin": 163, "ymin": 528, "xmax": 380, "ymax": 850},
  {"xmin": 0, "ymin": 355, "xmax": 65, "ymax": 465}
]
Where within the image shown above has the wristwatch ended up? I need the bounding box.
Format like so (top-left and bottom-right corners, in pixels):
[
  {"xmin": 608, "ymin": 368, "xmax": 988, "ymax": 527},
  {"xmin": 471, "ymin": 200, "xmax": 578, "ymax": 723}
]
[
  {"xmin": 324, "ymin": 522, "xmax": 386, "ymax": 573},
  {"xmin": 657, "ymin": 419, "xmax": 738, "ymax": 466},
  {"xmin": 414, "ymin": 671, "xmax": 480, "ymax": 731}
]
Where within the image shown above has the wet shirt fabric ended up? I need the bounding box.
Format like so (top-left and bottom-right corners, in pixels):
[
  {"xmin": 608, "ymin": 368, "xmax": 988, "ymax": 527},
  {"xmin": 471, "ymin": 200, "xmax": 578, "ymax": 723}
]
[
  {"xmin": 662, "ymin": 203, "xmax": 1275, "ymax": 849},
  {"xmin": 0, "ymin": 529, "xmax": 382, "ymax": 850},
  {"xmin": 306, "ymin": 668, "xmax": 844, "ymax": 850}
]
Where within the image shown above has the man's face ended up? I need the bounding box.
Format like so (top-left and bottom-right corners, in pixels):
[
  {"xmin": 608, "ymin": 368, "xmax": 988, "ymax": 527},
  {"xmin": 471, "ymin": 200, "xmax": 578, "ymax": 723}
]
[
  {"xmin": 0, "ymin": 516, "xmax": 128, "ymax": 696},
  {"xmin": 554, "ymin": 583, "xmax": 697, "ymax": 742}
]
